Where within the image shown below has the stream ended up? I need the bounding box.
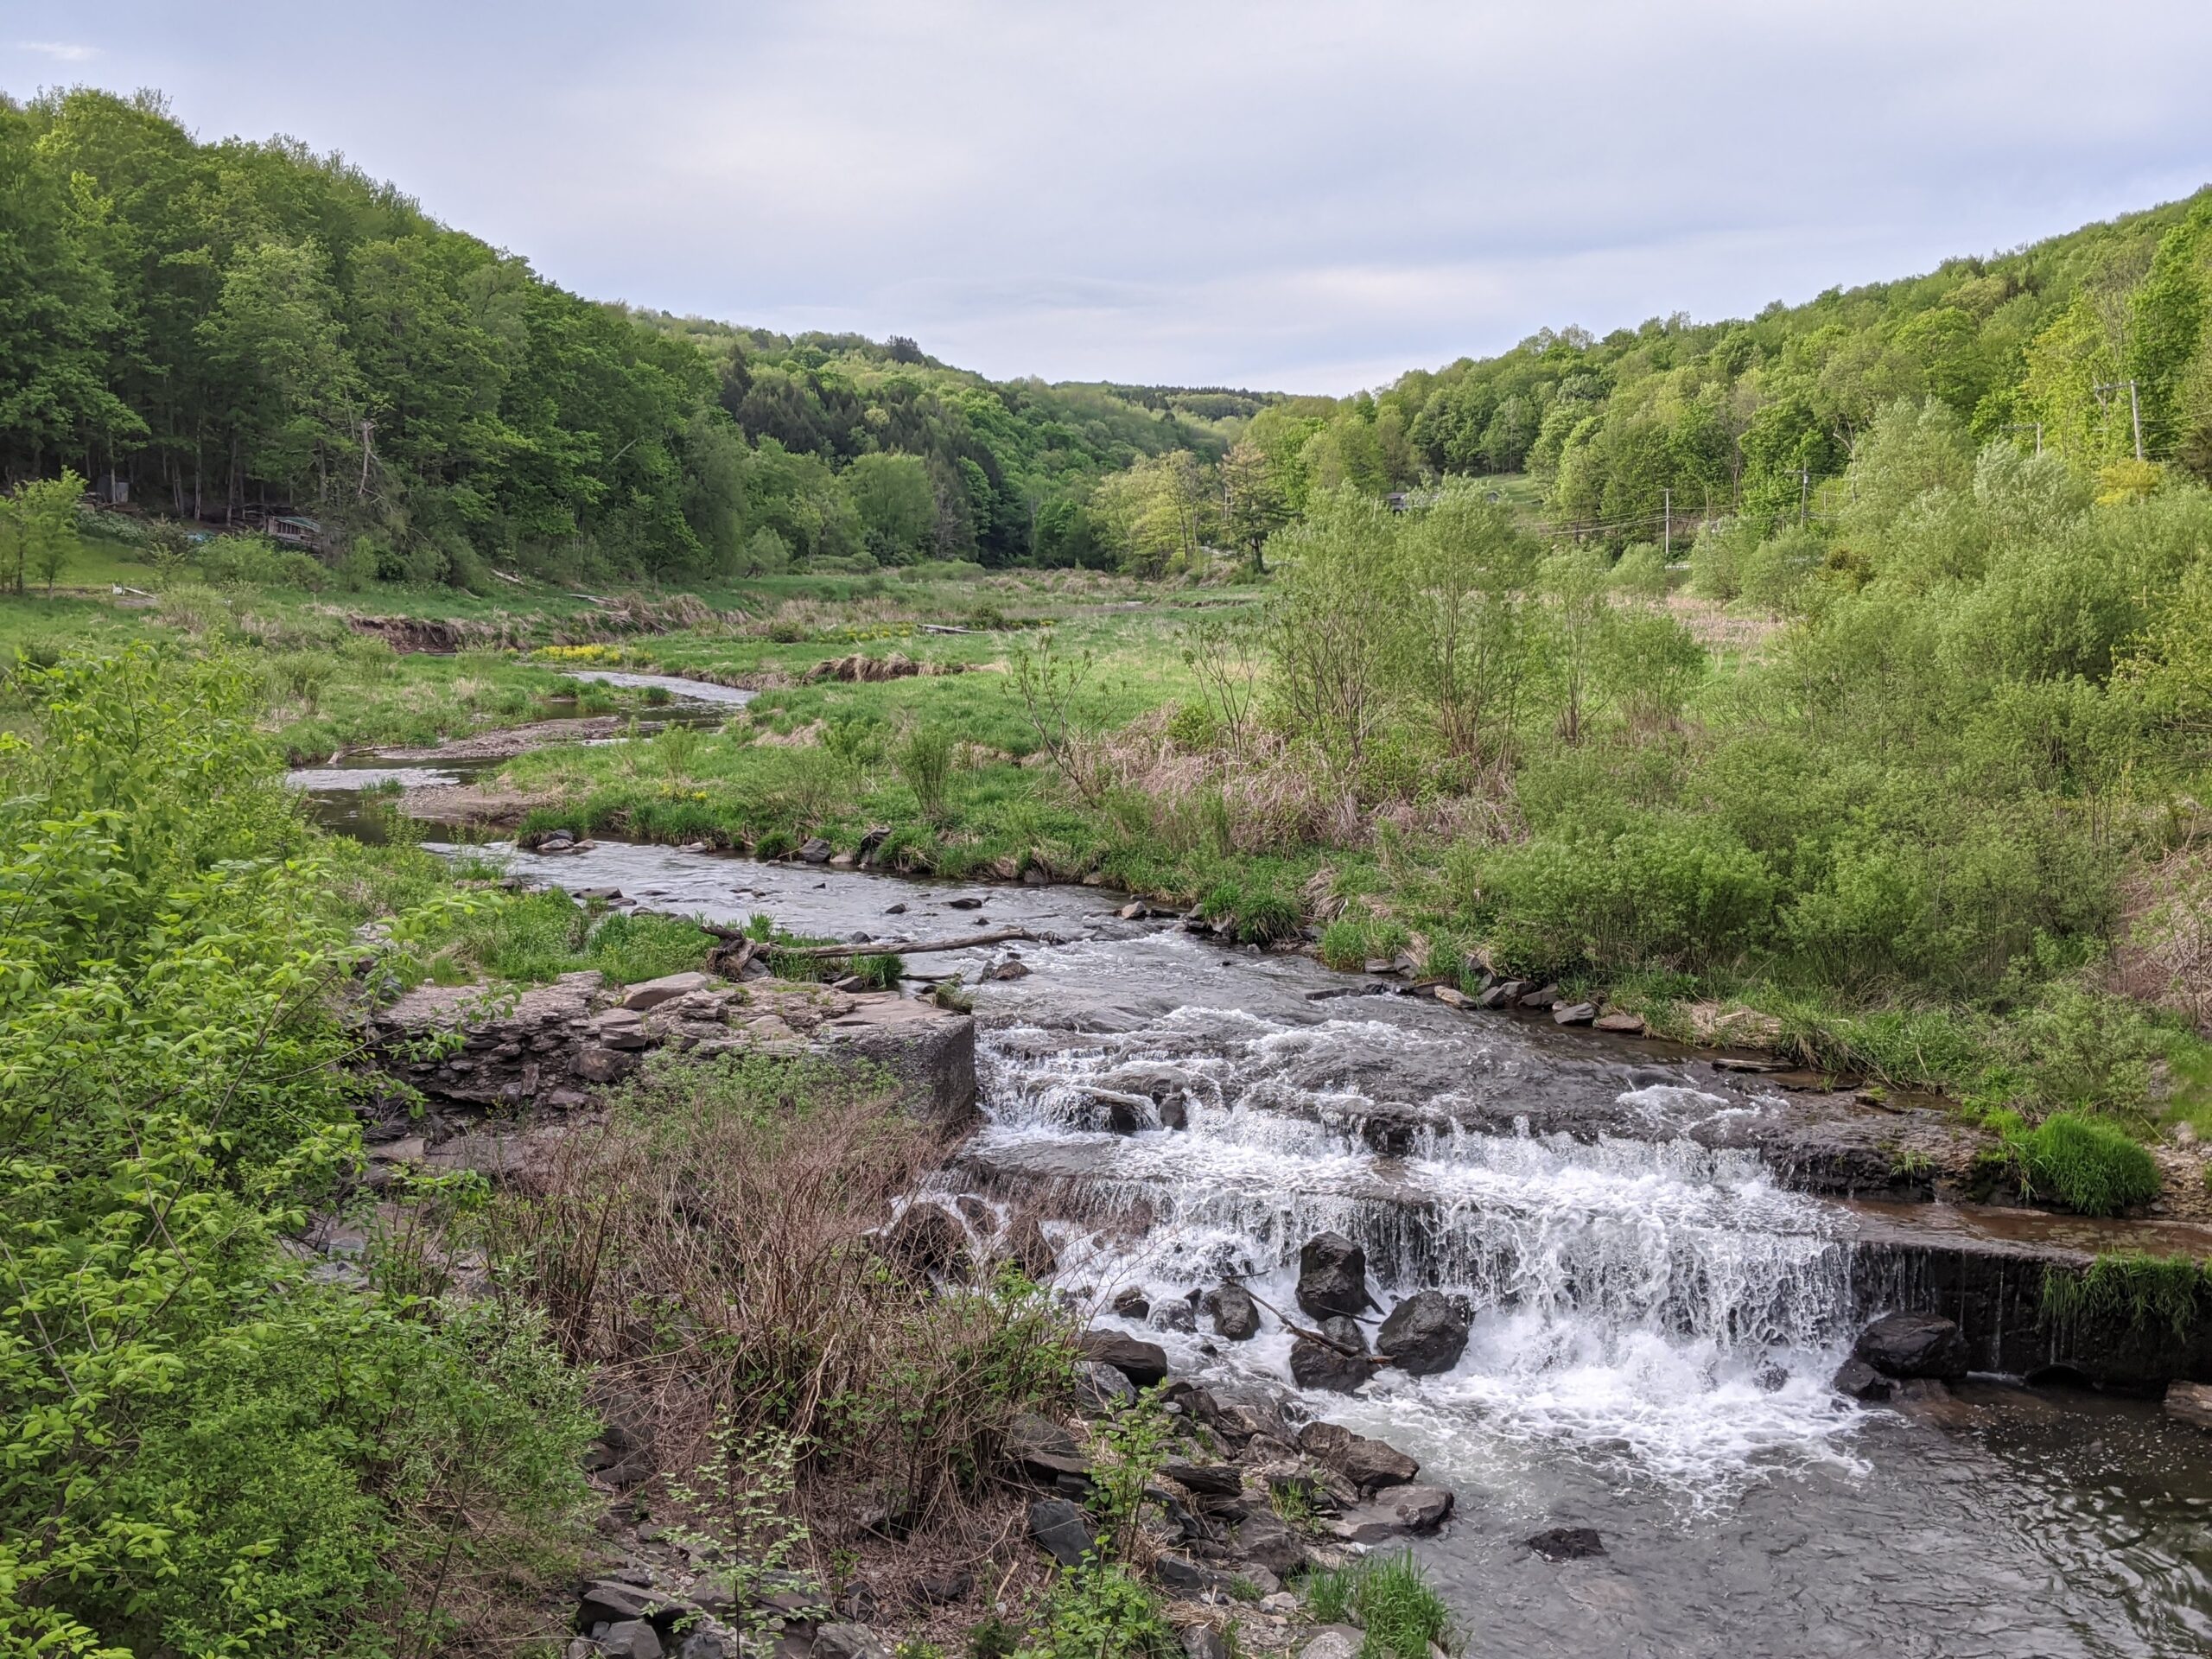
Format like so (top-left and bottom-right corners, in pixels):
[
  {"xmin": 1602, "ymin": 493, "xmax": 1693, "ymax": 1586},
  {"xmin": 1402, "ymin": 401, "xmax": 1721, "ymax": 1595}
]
[{"xmin": 315, "ymin": 811, "xmax": 2212, "ymax": 1656}]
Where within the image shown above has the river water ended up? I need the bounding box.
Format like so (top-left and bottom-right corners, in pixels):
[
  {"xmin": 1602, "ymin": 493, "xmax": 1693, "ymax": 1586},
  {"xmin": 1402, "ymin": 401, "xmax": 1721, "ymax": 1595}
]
[{"xmin": 358, "ymin": 830, "xmax": 2212, "ymax": 1656}]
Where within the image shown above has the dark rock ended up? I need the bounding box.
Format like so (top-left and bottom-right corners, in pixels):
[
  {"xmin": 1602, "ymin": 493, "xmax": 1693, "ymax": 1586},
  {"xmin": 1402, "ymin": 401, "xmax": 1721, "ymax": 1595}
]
[
  {"xmin": 1475, "ymin": 981, "xmax": 1522, "ymax": 1010},
  {"xmin": 835, "ymin": 1583, "xmax": 878, "ymax": 1624},
  {"xmin": 1526, "ymin": 1526, "xmax": 1606, "ymax": 1561},
  {"xmin": 1182, "ymin": 1627, "xmax": 1229, "ymax": 1659},
  {"xmin": 1005, "ymin": 1411, "xmax": 1090, "ymax": 1483},
  {"xmin": 1375, "ymin": 1290, "xmax": 1471, "ymax": 1376},
  {"xmin": 1295, "ymin": 1232, "xmax": 1375, "ymax": 1320},
  {"xmin": 880, "ymin": 1200, "xmax": 969, "ymax": 1280},
  {"xmin": 911, "ymin": 1571, "xmax": 972, "ymax": 1606},
  {"xmin": 1159, "ymin": 1096, "xmax": 1189, "ymax": 1130},
  {"xmin": 1077, "ymin": 1329, "xmax": 1170, "ymax": 1388},
  {"xmin": 1154, "ymin": 1554, "xmax": 1230, "ymax": 1596},
  {"xmin": 1551, "ymin": 1001, "xmax": 1599, "ymax": 1026},
  {"xmin": 601, "ymin": 1620, "xmax": 664, "ymax": 1659},
  {"xmin": 678, "ymin": 1628, "xmax": 734, "ymax": 1659},
  {"xmin": 1297, "ymin": 1421, "xmax": 1419, "ymax": 1492},
  {"xmin": 1152, "ymin": 1299, "xmax": 1198, "ymax": 1334},
  {"xmin": 1112, "ymin": 1286, "xmax": 1152, "ymax": 1320},
  {"xmin": 1518, "ymin": 982, "xmax": 1563, "ymax": 1008},
  {"xmin": 1831, "ymin": 1357, "xmax": 1893, "ymax": 1401},
  {"xmin": 984, "ymin": 957, "xmax": 1032, "ymax": 981},
  {"xmin": 1160, "ymin": 1459, "xmax": 1244, "ymax": 1497},
  {"xmin": 1203, "ymin": 1282, "xmax": 1261, "ymax": 1341},
  {"xmin": 1228, "ymin": 1510, "xmax": 1306, "ymax": 1577},
  {"xmin": 883, "ymin": 902, "xmax": 906, "ymax": 916},
  {"xmin": 1074, "ymin": 1358, "xmax": 1138, "ymax": 1413},
  {"xmin": 947, "ymin": 895, "xmax": 986, "ymax": 909},
  {"xmin": 798, "ymin": 838, "xmax": 833, "ymax": 864},
  {"xmin": 1854, "ymin": 1312, "xmax": 1970, "ymax": 1380},
  {"xmin": 811, "ymin": 1625, "xmax": 892, "ymax": 1659},
  {"xmin": 1593, "ymin": 1011, "xmax": 1647, "ymax": 1035},
  {"xmin": 1002, "ymin": 1215, "xmax": 1058, "ymax": 1282},
  {"xmin": 1289, "ymin": 1315, "xmax": 1371, "ymax": 1394},
  {"xmin": 579, "ymin": 1581, "xmax": 686, "ymax": 1628},
  {"xmin": 1328, "ymin": 1484, "xmax": 1453, "ymax": 1542},
  {"xmin": 1028, "ymin": 1497, "xmax": 1100, "ymax": 1568}
]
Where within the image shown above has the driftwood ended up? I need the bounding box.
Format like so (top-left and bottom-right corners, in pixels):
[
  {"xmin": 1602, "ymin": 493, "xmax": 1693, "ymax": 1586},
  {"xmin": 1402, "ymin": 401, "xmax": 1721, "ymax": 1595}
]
[
  {"xmin": 918, "ymin": 622, "xmax": 975, "ymax": 634},
  {"xmin": 488, "ymin": 567, "xmax": 528, "ymax": 587},
  {"xmin": 1238, "ymin": 1283, "xmax": 1388, "ymax": 1363}
]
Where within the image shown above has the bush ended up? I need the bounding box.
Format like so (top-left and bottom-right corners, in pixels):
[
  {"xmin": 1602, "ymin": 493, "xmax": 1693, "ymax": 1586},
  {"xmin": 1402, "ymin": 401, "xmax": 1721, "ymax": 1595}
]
[
  {"xmin": 2013, "ymin": 1112, "xmax": 2161, "ymax": 1216},
  {"xmin": 897, "ymin": 723, "xmax": 957, "ymax": 820},
  {"xmin": 1300, "ymin": 1552, "xmax": 1453, "ymax": 1659}
]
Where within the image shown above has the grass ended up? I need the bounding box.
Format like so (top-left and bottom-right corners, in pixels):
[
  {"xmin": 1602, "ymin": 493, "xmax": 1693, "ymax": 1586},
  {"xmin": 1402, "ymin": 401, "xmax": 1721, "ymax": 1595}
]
[
  {"xmin": 2012, "ymin": 1112, "xmax": 2163, "ymax": 1216},
  {"xmin": 1300, "ymin": 1553, "xmax": 1452, "ymax": 1659},
  {"xmin": 2042, "ymin": 1251, "xmax": 2212, "ymax": 1340}
]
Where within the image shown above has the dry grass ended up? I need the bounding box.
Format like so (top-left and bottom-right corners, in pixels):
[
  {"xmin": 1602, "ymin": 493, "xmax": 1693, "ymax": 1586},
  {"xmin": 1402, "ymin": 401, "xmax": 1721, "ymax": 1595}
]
[
  {"xmin": 2113, "ymin": 837, "xmax": 2212, "ymax": 1033},
  {"xmin": 482, "ymin": 1052, "xmax": 1075, "ymax": 1546}
]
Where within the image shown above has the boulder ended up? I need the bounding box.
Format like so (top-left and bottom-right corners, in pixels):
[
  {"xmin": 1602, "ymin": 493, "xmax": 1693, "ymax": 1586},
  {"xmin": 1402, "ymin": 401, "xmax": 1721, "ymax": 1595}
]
[
  {"xmin": 1853, "ymin": 1312, "xmax": 1970, "ymax": 1380},
  {"xmin": 1295, "ymin": 1232, "xmax": 1375, "ymax": 1320},
  {"xmin": 1028, "ymin": 1497, "xmax": 1099, "ymax": 1568},
  {"xmin": 2167, "ymin": 1381, "xmax": 2212, "ymax": 1433},
  {"xmin": 1004, "ymin": 1412, "xmax": 1090, "ymax": 1483},
  {"xmin": 1289, "ymin": 1316, "xmax": 1372, "ymax": 1394},
  {"xmin": 1518, "ymin": 982, "xmax": 1563, "ymax": 1008},
  {"xmin": 578, "ymin": 1581, "xmax": 686, "ymax": 1628},
  {"xmin": 811, "ymin": 1626, "xmax": 891, "ymax": 1659},
  {"xmin": 880, "ymin": 1201, "xmax": 969, "ymax": 1280},
  {"xmin": 1375, "ymin": 1290, "xmax": 1471, "ymax": 1376},
  {"xmin": 1593, "ymin": 1011, "xmax": 1647, "ymax": 1035},
  {"xmin": 798, "ymin": 838, "xmax": 834, "ymax": 864},
  {"xmin": 1151, "ymin": 1299, "xmax": 1198, "ymax": 1334},
  {"xmin": 1327, "ymin": 1484, "xmax": 1453, "ymax": 1543},
  {"xmin": 1551, "ymin": 1002, "xmax": 1599, "ymax": 1027},
  {"xmin": 1077, "ymin": 1329, "xmax": 1170, "ymax": 1388},
  {"xmin": 1182, "ymin": 1627, "xmax": 1229, "ymax": 1659},
  {"xmin": 1228, "ymin": 1510, "xmax": 1306, "ymax": 1577},
  {"xmin": 1203, "ymin": 1282, "xmax": 1261, "ymax": 1341},
  {"xmin": 601, "ymin": 1621, "xmax": 664, "ymax": 1659},
  {"xmin": 1111, "ymin": 1286, "xmax": 1152, "ymax": 1319},
  {"xmin": 1074, "ymin": 1359, "xmax": 1137, "ymax": 1414},
  {"xmin": 1299, "ymin": 1631, "xmax": 1363, "ymax": 1659},
  {"xmin": 1526, "ymin": 1526, "xmax": 1605, "ymax": 1560},
  {"xmin": 1475, "ymin": 980, "xmax": 1522, "ymax": 1010},
  {"xmin": 1297, "ymin": 1421, "xmax": 1419, "ymax": 1492},
  {"xmin": 622, "ymin": 970, "xmax": 715, "ymax": 1011},
  {"xmin": 1831, "ymin": 1357, "xmax": 1893, "ymax": 1402},
  {"xmin": 1154, "ymin": 1554, "xmax": 1230, "ymax": 1597},
  {"xmin": 1002, "ymin": 1215, "xmax": 1058, "ymax": 1282},
  {"xmin": 677, "ymin": 1628, "xmax": 735, "ymax": 1659},
  {"xmin": 1160, "ymin": 1459, "xmax": 1244, "ymax": 1498}
]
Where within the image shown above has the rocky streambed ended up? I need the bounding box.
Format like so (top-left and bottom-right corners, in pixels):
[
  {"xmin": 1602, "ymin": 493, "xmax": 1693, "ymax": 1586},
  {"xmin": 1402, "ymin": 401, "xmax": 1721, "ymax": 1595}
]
[{"xmin": 315, "ymin": 810, "xmax": 2212, "ymax": 1657}]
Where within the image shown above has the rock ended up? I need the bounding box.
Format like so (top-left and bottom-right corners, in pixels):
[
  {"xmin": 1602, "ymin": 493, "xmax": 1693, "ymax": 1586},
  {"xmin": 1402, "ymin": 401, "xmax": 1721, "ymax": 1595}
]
[
  {"xmin": 984, "ymin": 957, "xmax": 1032, "ymax": 981},
  {"xmin": 578, "ymin": 1581, "xmax": 684, "ymax": 1627},
  {"xmin": 1004, "ymin": 1215, "xmax": 1058, "ymax": 1281},
  {"xmin": 1831, "ymin": 1357, "xmax": 1893, "ymax": 1401},
  {"xmin": 678, "ymin": 1629, "xmax": 734, "ymax": 1659},
  {"xmin": 1551, "ymin": 1001, "xmax": 1599, "ymax": 1026},
  {"xmin": 1300, "ymin": 1630, "xmax": 1363, "ymax": 1659},
  {"xmin": 2168, "ymin": 1382, "xmax": 2212, "ymax": 1432},
  {"xmin": 1182, "ymin": 1627, "xmax": 1229, "ymax": 1659},
  {"xmin": 1295, "ymin": 1232, "xmax": 1375, "ymax": 1320},
  {"xmin": 1290, "ymin": 1316, "xmax": 1372, "ymax": 1394},
  {"xmin": 1160, "ymin": 1459, "xmax": 1244, "ymax": 1497},
  {"xmin": 622, "ymin": 970, "xmax": 715, "ymax": 1011},
  {"xmin": 1853, "ymin": 1312, "xmax": 1970, "ymax": 1380},
  {"xmin": 601, "ymin": 1620, "xmax": 664, "ymax": 1659},
  {"xmin": 836, "ymin": 1583, "xmax": 878, "ymax": 1624},
  {"xmin": 881, "ymin": 1200, "xmax": 969, "ymax": 1279},
  {"xmin": 1593, "ymin": 1011, "xmax": 1647, "ymax": 1035},
  {"xmin": 1518, "ymin": 982, "xmax": 1563, "ymax": 1008},
  {"xmin": 577, "ymin": 1045, "xmax": 643, "ymax": 1084},
  {"xmin": 1077, "ymin": 1328, "xmax": 1170, "ymax": 1387},
  {"xmin": 1028, "ymin": 1497, "xmax": 1100, "ymax": 1568},
  {"xmin": 1112, "ymin": 1286, "xmax": 1152, "ymax": 1319},
  {"xmin": 1475, "ymin": 980, "xmax": 1522, "ymax": 1009},
  {"xmin": 1375, "ymin": 1289, "xmax": 1471, "ymax": 1376},
  {"xmin": 1203, "ymin": 1282, "xmax": 1261, "ymax": 1341},
  {"xmin": 1119, "ymin": 901, "xmax": 1148, "ymax": 920},
  {"xmin": 1298, "ymin": 1421, "xmax": 1419, "ymax": 1492},
  {"xmin": 1154, "ymin": 1554, "xmax": 1230, "ymax": 1596},
  {"xmin": 884, "ymin": 901, "xmax": 906, "ymax": 915},
  {"xmin": 1328, "ymin": 1484, "xmax": 1453, "ymax": 1542},
  {"xmin": 1075, "ymin": 1358, "xmax": 1138, "ymax": 1413},
  {"xmin": 811, "ymin": 1625, "xmax": 892, "ymax": 1659},
  {"xmin": 1433, "ymin": 985, "xmax": 1470, "ymax": 1008},
  {"xmin": 1005, "ymin": 1411, "xmax": 1090, "ymax": 1483},
  {"xmin": 912, "ymin": 1571, "xmax": 972, "ymax": 1606},
  {"xmin": 1526, "ymin": 1526, "xmax": 1606, "ymax": 1560},
  {"xmin": 1151, "ymin": 1299, "xmax": 1198, "ymax": 1334},
  {"xmin": 1753, "ymin": 1359, "xmax": 1789, "ymax": 1393},
  {"xmin": 1159, "ymin": 1096, "xmax": 1189, "ymax": 1129},
  {"xmin": 590, "ymin": 1007, "xmax": 652, "ymax": 1049},
  {"xmin": 947, "ymin": 895, "xmax": 986, "ymax": 910},
  {"xmin": 798, "ymin": 838, "xmax": 834, "ymax": 864},
  {"xmin": 1229, "ymin": 1510, "xmax": 1306, "ymax": 1577}
]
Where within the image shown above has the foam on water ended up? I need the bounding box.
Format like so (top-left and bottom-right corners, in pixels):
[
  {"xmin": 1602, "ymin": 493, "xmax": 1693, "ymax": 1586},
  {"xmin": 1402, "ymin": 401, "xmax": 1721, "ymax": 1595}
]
[{"xmin": 974, "ymin": 1007, "xmax": 1865, "ymax": 1494}]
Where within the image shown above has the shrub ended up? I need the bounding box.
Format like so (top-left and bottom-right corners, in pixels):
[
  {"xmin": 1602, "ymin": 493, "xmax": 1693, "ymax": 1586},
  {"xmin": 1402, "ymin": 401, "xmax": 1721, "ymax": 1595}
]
[
  {"xmin": 898, "ymin": 723, "xmax": 957, "ymax": 821},
  {"xmin": 1300, "ymin": 1552, "xmax": 1452, "ymax": 1659},
  {"xmin": 2013, "ymin": 1112, "xmax": 2161, "ymax": 1216}
]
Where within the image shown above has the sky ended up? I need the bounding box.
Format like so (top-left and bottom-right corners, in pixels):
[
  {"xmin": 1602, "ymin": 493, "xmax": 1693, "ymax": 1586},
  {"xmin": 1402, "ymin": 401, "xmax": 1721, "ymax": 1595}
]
[{"xmin": 8, "ymin": 1, "xmax": 2212, "ymax": 394}]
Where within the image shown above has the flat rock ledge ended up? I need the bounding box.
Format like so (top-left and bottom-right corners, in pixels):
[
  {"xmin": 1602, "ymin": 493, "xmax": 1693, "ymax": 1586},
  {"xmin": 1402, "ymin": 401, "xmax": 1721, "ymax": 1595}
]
[{"xmin": 360, "ymin": 969, "xmax": 976, "ymax": 1127}]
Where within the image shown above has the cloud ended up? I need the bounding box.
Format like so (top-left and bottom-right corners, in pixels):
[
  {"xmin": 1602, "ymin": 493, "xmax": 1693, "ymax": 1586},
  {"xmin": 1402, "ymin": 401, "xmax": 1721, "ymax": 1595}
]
[{"xmin": 14, "ymin": 41, "xmax": 99, "ymax": 61}]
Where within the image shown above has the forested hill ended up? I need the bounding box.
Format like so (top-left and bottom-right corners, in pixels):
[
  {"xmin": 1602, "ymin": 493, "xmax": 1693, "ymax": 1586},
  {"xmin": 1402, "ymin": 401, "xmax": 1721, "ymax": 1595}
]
[
  {"xmin": 0, "ymin": 86, "xmax": 1263, "ymax": 584},
  {"xmin": 1270, "ymin": 186, "xmax": 2212, "ymax": 543}
]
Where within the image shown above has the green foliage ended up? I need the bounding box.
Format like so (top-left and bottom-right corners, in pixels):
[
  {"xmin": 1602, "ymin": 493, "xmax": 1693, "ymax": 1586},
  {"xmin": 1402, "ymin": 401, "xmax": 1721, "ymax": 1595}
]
[
  {"xmin": 2011, "ymin": 1111, "xmax": 2162, "ymax": 1215},
  {"xmin": 0, "ymin": 645, "xmax": 594, "ymax": 1658},
  {"xmin": 1088, "ymin": 1391, "xmax": 1171, "ymax": 1563},
  {"xmin": 2041, "ymin": 1251, "xmax": 2212, "ymax": 1340},
  {"xmin": 1016, "ymin": 1566, "xmax": 1178, "ymax": 1659},
  {"xmin": 897, "ymin": 722, "xmax": 957, "ymax": 821}
]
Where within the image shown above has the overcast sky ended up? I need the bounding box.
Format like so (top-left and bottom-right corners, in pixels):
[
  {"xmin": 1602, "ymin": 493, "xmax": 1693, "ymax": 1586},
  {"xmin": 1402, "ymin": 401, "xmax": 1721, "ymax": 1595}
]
[{"xmin": 9, "ymin": 2, "xmax": 2211, "ymax": 393}]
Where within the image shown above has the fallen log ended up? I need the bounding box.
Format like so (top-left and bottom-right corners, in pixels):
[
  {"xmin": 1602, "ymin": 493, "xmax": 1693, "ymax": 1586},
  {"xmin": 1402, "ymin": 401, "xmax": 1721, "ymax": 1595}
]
[{"xmin": 696, "ymin": 920, "xmax": 1049, "ymax": 963}]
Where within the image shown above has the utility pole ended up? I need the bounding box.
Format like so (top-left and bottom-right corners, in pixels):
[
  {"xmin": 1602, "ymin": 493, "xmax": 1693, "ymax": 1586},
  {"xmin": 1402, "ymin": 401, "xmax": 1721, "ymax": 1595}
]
[
  {"xmin": 358, "ymin": 418, "xmax": 375, "ymax": 499},
  {"xmin": 2094, "ymin": 381, "xmax": 2144, "ymax": 462},
  {"xmin": 2004, "ymin": 421, "xmax": 2044, "ymax": 458},
  {"xmin": 1662, "ymin": 487, "xmax": 1670, "ymax": 559},
  {"xmin": 1799, "ymin": 466, "xmax": 1809, "ymax": 526}
]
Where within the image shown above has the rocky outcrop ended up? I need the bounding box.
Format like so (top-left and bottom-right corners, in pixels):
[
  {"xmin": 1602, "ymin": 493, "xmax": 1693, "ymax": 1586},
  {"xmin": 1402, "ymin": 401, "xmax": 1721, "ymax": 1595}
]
[{"xmin": 360, "ymin": 969, "xmax": 976, "ymax": 1128}]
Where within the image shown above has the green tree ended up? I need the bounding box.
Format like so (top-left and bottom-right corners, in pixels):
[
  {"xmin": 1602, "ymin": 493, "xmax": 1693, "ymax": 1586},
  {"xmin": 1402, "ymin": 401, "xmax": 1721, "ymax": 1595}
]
[{"xmin": 845, "ymin": 450, "xmax": 937, "ymax": 563}]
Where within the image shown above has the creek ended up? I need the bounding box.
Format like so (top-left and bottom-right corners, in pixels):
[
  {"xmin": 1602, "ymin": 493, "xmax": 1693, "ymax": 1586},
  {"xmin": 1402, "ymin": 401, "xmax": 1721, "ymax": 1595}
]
[{"xmin": 313, "ymin": 808, "xmax": 2212, "ymax": 1656}]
